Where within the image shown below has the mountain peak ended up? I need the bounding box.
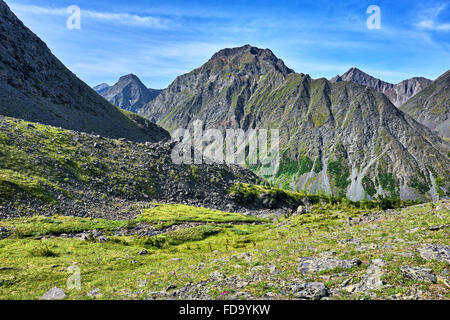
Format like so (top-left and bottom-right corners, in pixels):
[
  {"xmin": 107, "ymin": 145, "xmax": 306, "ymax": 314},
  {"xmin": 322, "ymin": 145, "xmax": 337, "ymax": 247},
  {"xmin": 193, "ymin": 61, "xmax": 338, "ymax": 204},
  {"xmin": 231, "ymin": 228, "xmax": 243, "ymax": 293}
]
[
  {"xmin": 330, "ymin": 68, "xmax": 433, "ymax": 107},
  {"xmin": 205, "ymin": 45, "xmax": 293, "ymax": 75},
  {"xmin": 118, "ymin": 73, "xmax": 142, "ymax": 83},
  {"xmin": 97, "ymin": 74, "xmax": 162, "ymax": 113}
]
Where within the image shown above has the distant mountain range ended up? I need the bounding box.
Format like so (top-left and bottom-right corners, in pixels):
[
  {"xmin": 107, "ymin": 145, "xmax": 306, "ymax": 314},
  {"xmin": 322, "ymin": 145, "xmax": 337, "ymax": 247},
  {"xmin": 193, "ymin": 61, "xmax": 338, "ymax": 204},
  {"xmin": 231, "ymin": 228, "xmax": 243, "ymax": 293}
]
[
  {"xmin": 330, "ymin": 68, "xmax": 433, "ymax": 108},
  {"xmin": 0, "ymin": 1, "xmax": 169, "ymax": 143},
  {"xmin": 139, "ymin": 45, "xmax": 449, "ymax": 201},
  {"xmin": 94, "ymin": 75, "xmax": 162, "ymax": 113},
  {"xmin": 329, "ymin": 67, "xmax": 450, "ymax": 138}
]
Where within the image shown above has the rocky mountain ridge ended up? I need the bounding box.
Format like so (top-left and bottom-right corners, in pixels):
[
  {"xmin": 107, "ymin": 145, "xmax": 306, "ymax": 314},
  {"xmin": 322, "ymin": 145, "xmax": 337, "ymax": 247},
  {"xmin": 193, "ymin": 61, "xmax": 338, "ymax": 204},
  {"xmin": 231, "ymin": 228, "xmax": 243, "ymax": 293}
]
[
  {"xmin": 140, "ymin": 45, "xmax": 450, "ymax": 201},
  {"xmin": 330, "ymin": 67, "xmax": 433, "ymax": 107}
]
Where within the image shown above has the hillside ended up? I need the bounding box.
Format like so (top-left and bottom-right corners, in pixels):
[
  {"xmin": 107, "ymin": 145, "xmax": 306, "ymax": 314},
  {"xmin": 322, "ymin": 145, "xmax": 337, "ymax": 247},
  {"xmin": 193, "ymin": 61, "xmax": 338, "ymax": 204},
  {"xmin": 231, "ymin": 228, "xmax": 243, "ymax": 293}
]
[
  {"xmin": 139, "ymin": 45, "xmax": 450, "ymax": 201},
  {"xmin": 399, "ymin": 70, "xmax": 450, "ymax": 139},
  {"xmin": 0, "ymin": 116, "xmax": 261, "ymax": 219},
  {"xmin": 96, "ymin": 74, "xmax": 162, "ymax": 113},
  {"xmin": 0, "ymin": 0, "xmax": 169, "ymax": 143}
]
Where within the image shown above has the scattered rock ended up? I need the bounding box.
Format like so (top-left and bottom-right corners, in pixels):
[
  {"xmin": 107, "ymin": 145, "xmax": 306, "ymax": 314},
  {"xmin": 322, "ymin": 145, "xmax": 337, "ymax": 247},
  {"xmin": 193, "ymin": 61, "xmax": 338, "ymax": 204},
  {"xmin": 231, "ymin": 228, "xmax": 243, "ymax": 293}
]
[
  {"xmin": 87, "ymin": 288, "xmax": 102, "ymax": 298},
  {"xmin": 359, "ymin": 259, "xmax": 385, "ymax": 290},
  {"xmin": 210, "ymin": 271, "xmax": 226, "ymax": 281},
  {"xmin": 419, "ymin": 244, "xmax": 450, "ymax": 263},
  {"xmin": 166, "ymin": 284, "xmax": 177, "ymax": 291},
  {"xmin": 138, "ymin": 249, "xmax": 148, "ymax": 255},
  {"xmin": 428, "ymin": 224, "xmax": 449, "ymax": 231},
  {"xmin": 297, "ymin": 257, "xmax": 362, "ymax": 273},
  {"xmin": 40, "ymin": 287, "xmax": 66, "ymax": 300},
  {"xmin": 292, "ymin": 282, "xmax": 329, "ymax": 300},
  {"xmin": 296, "ymin": 205, "xmax": 310, "ymax": 214},
  {"xmin": 401, "ymin": 266, "xmax": 437, "ymax": 283}
]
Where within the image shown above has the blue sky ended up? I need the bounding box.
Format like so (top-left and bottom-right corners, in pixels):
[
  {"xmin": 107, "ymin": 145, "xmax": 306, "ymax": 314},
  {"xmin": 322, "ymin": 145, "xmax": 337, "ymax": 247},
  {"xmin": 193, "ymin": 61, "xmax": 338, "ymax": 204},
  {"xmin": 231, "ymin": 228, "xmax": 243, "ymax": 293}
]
[{"xmin": 5, "ymin": 0, "xmax": 450, "ymax": 89}]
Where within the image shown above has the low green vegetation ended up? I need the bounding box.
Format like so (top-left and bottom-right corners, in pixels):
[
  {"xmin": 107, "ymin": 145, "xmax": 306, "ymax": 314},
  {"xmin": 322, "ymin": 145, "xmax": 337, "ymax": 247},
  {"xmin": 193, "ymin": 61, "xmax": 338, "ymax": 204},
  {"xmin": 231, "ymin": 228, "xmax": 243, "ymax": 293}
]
[
  {"xmin": 362, "ymin": 176, "xmax": 377, "ymax": 197},
  {"xmin": 0, "ymin": 215, "xmax": 135, "ymax": 238},
  {"xmin": 137, "ymin": 203, "xmax": 265, "ymax": 227},
  {"xmin": 228, "ymin": 183, "xmax": 419, "ymax": 210},
  {"xmin": 377, "ymin": 172, "xmax": 399, "ymax": 199},
  {"xmin": 0, "ymin": 200, "xmax": 447, "ymax": 300},
  {"xmin": 408, "ymin": 176, "xmax": 431, "ymax": 195},
  {"xmin": 327, "ymin": 158, "xmax": 351, "ymax": 197}
]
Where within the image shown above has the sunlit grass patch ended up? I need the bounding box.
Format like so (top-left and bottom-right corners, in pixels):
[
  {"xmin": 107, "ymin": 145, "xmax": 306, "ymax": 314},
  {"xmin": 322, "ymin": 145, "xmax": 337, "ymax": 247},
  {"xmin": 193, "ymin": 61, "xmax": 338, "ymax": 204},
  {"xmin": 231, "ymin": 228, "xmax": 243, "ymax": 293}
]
[
  {"xmin": 0, "ymin": 215, "xmax": 135, "ymax": 238},
  {"xmin": 137, "ymin": 203, "xmax": 267, "ymax": 225}
]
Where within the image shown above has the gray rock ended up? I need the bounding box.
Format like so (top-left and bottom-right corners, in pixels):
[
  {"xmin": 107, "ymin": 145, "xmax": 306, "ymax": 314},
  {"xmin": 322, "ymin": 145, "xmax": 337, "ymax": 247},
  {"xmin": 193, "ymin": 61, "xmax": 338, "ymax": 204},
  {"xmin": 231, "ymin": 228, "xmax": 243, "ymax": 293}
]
[
  {"xmin": 210, "ymin": 271, "xmax": 226, "ymax": 281},
  {"xmin": 297, "ymin": 256, "xmax": 362, "ymax": 273},
  {"xmin": 401, "ymin": 266, "xmax": 437, "ymax": 283},
  {"xmin": 87, "ymin": 288, "xmax": 102, "ymax": 297},
  {"xmin": 40, "ymin": 287, "xmax": 66, "ymax": 300},
  {"xmin": 360, "ymin": 259, "xmax": 385, "ymax": 290},
  {"xmin": 292, "ymin": 282, "xmax": 329, "ymax": 300},
  {"xmin": 419, "ymin": 244, "xmax": 450, "ymax": 263},
  {"xmin": 296, "ymin": 206, "xmax": 310, "ymax": 214}
]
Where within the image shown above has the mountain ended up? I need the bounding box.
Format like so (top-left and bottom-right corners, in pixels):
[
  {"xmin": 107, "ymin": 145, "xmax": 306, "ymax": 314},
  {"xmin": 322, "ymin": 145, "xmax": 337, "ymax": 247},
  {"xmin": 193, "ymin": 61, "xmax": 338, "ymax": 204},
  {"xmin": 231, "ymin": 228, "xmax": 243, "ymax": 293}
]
[
  {"xmin": 93, "ymin": 83, "xmax": 110, "ymax": 94},
  {"xmin": 96, "ymin": 74, "xmax": 162, "ymax": 113},
  {"xmin": 399, "ymin": 70, "xmax": 450, "ymax": 139},
  {"xmin": 140, "ymin": 45, "xmax": 450, "ymax": 201},
  {"xmin": 0, "ymin": 1, "xmax": 169, "ymax": 143},
  {"xmin": 330, "ymin": 68, "xmax": 433, "ymax": 107}
]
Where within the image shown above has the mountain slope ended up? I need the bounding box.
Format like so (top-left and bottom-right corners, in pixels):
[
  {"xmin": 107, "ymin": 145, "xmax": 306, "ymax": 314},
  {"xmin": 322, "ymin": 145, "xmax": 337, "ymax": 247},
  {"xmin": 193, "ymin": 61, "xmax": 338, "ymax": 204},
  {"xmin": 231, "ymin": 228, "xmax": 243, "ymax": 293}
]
[
  {"xmin": 140, "ymin": 45, "xmax": 450, "ymax": 201},
  {"xmin": 0, "ymin": 1, "xmax": 169, "ymax": 143},
  {"xmin": 331, "ymin": 68, "xmax": 432, "ymax": 107},
  {"xmin": 399, "ymin": 70, "xmax": 450, "ymax": 139},
  {"xmin": 0, "ymin": 115, "xmax": 261, "ymax": 218},
  {"xmin": 97, "ymin": 74, "xmax": 162, "ymax": 113}
]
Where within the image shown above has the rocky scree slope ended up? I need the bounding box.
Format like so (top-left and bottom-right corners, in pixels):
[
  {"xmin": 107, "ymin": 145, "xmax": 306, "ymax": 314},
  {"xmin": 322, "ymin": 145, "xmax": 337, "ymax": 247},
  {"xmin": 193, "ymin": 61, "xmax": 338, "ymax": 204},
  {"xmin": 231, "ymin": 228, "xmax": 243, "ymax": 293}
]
[
  {"xmin": 0, "ymin": 0, "xmax": 169, "ymax": 143},
  {"xmin": 330, "ymin": 67, "xmax": 432, "ymax": 108},
  {"xmin": 399, "ymin": 70, "xmax": 450, "ymax": 139},
  {"xmin": 0, "ymin": 116, "xmax": 261, "ymax": 219},
  {"xmin": 96, "ymin": 74, "xmax": 162, "ymax": 113},
  {"xmin": 139, "ymin": 45, "xmax": 450, "ymax": 201}
]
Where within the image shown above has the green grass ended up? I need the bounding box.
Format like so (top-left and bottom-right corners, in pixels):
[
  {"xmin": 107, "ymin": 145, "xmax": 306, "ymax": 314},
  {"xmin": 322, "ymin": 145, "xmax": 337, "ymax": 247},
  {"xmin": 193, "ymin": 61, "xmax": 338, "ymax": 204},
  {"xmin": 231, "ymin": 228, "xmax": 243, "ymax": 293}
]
[
  {"xmin": 0, "ymin": 201, "xmax": 448, "ymax": 300},
  {"xmin": 137, "ymin": 203, "xmax": 266, "ymax": 226},
  {"xmin": 0, "ymin": 215, "xmax": 135, "ymax": 238}
]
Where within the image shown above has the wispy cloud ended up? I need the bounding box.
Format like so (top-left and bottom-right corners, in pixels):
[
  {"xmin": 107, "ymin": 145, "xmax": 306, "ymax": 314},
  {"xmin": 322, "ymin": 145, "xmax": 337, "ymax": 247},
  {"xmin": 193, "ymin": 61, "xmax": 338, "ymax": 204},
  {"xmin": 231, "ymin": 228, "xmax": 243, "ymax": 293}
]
[
  {"xmin": 9, "ymin": 4, "xmax": 171, "ymax": 29},
  {"xmin": 416, "ymin": 4, "xmax": 450, "ymax": 31}
]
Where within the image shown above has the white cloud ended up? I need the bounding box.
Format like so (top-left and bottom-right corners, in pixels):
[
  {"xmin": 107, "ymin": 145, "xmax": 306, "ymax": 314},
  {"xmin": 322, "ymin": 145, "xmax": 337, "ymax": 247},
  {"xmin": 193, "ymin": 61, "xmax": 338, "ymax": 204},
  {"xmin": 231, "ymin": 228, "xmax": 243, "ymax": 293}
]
[
  {"xmin": 8, "ymin": 3, "xmax": 171, "ymax": 29},
  {"xmin": 416, "ymin": 4, "xmax": 450, "ymax": 32}
]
